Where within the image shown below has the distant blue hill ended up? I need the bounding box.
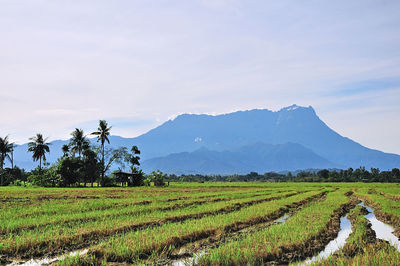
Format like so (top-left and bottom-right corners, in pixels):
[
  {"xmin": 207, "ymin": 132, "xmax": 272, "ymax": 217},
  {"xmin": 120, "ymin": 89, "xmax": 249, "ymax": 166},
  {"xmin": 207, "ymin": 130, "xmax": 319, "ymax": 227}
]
[
  {"xmin": 9, "ymin": 104, "xmax": 400, "ymax": 173},
  {"xmin": 132, "ymin": 104, "xmax": 400, "ymax": 171},
  {"xmin": 141, "ymin": 142, "xmax": 340, "ymax": 175}
]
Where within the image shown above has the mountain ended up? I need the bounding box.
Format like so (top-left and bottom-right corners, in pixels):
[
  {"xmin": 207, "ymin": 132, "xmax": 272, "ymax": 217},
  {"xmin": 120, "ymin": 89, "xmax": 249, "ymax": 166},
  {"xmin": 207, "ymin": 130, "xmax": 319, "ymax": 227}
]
[
  {"xmin": 131, "ymin": 104, "xmax": 400, "ymax": 170},
  {"xmin": 141, "ymin": 142, "xmax": 339, "ymax": 175},
  {"xmin": 9, "ymin": 104, "xmax": 400, "ymax": 172}
]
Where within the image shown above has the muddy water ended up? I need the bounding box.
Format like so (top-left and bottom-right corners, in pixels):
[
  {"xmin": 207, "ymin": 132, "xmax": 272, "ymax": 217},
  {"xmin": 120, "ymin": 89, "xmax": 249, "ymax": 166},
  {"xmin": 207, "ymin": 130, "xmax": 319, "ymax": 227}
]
[
  {"xmin": 7, "ymin": 249, "xmax": 88, "ymax": 266},
  {"xmin": 172, "ymin": 251, "xmax": 205, "ymax": 266},
  {"xmin": 359, "ymin": 202, "xmax": 400, "ymax": 252},
  {"xmin": 274, "ymin": 214, "xmax": 289, "ymax": 224},
  {"xmin": 303, "ymin": 215, "xmax": 352, "ymax": 264},
  {"xmin": 172, "ymin": 214, "xmax": 291, "ymax": 266}
]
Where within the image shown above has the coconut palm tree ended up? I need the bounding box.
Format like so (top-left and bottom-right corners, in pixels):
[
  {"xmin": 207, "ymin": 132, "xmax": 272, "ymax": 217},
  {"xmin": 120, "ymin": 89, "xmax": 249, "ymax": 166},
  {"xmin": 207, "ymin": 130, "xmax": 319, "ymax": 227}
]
[
  {"xmin": 9, "ymin": 143, "xmax": 15, "ymax": 169},
  {"xmin": 91, "ymin": 120, "xmax": 111, "ymax": 181},
  {"xmin": 27, "ymin": 133, "xmax": 50, "ymax": 173},
  {"xmin": 0, "ymin": 136, "xmax": 13, "ymax": 171},
  {"xmin": 0, "ymin": 136, "xmax": 13, "ymax": 186},
  {"xmin": 129, "ymin": 145, "xmax": 141, "ymax": 172},
  {"xmin": 69, "ymin": 128, "xmax": 89, "ymax": 159}
]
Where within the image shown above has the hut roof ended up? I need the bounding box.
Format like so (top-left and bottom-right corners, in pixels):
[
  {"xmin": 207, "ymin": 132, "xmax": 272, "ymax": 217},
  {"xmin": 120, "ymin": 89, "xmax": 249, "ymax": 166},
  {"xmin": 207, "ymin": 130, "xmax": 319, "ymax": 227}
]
[{"xmin": 114, "ymin": 171, "xmax": 138, "ymax": 177}]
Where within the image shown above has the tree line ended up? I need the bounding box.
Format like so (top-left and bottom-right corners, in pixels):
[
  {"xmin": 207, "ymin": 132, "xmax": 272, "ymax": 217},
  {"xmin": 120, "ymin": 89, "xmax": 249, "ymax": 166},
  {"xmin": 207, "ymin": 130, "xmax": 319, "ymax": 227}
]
[
  {"xmin": 1, "ymin": 124, "xmax": 400, "ymax": 185},
  {"xmin": 161, "ymin": 167, "xmax": 400, "ymax": 183},
  {"xmin": 0, "ymin": 120, "xmax": 159, "ymax": 187}
]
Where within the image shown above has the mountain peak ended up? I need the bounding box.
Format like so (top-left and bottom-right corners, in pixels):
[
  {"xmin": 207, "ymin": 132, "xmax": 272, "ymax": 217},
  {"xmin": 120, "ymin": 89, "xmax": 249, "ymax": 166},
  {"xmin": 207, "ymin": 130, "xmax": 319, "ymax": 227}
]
[{"xmin": 279, "ymin": 104, "xmax": 315, "ymax": 113}]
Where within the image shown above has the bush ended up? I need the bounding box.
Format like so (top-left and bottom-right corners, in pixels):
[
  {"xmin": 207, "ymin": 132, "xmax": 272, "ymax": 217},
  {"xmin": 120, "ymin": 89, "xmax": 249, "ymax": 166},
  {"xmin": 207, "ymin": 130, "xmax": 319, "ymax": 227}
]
[
  {"xmin": 11, "ymin": 180, "xmax": 31, "ymax": 187},
  {"xmin": 27, "ymin": 166, "xmax": 61, "ymax": 187},
  {"xmin": 143, "ymin": 178, "xmax": 151, "ymax": 186},
  {"xmin": 150, "ymin": 170, "xmax": 167, "ymax": 187}
]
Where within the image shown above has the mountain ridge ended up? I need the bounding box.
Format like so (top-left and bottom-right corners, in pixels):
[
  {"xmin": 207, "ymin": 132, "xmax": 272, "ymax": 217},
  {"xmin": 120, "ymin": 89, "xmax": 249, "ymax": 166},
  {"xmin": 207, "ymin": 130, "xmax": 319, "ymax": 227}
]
[
  {"xmin": 7, "ymin": 104, "xmax": 400, "ymax": 172},
  {"xmin": 141, "ymin": 142, "xmax": 340, "ymax": 175}
]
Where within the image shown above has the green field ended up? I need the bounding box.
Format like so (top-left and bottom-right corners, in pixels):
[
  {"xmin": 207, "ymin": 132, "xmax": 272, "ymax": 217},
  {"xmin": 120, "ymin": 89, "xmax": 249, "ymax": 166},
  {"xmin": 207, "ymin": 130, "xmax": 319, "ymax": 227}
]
[{"xmin": 1, "ymin": 182, "xmax": 399, "ymax": 265}]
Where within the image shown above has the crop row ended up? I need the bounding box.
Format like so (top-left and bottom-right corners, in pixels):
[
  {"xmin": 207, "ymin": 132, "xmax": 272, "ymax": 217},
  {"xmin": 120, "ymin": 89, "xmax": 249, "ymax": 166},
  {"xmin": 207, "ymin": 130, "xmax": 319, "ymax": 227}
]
[
  {"xmin": 0, "ymin": 189, "xmax": 280, "ymax": 234},
  {"xmin": 0, "ymin": 190, "xmax": 301, "ymax": 258},
  {"xmin": 89, "ymin": 190, "xmax": 326, "ymax": 263},
  {"xmin": 1, "ymin": 187, "xmax": 280, "ymax": 217},
  {"xmin": 197, "ymin": 189, "xmax": 354, "ymax": 265}
]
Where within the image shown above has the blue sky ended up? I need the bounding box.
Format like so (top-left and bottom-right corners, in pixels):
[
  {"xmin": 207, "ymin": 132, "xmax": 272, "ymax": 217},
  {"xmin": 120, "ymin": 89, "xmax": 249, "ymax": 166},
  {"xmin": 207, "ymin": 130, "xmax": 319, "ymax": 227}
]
[{"xmin": 0, "ymin": 0, "xmax": 399, "ymax": 154}]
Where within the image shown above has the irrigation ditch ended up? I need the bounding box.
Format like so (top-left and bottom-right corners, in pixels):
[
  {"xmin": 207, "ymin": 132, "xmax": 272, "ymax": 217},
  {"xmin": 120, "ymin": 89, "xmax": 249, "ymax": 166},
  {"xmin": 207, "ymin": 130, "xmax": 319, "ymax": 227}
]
[{"xmin": 300, "ymin": 199, "xmax": 400, "ymax": 265}]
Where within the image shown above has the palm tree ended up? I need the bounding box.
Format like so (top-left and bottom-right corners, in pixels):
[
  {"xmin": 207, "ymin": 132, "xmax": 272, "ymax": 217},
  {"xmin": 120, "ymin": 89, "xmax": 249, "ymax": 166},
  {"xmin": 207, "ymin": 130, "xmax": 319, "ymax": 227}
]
[
  {"xmin": 27, "ymin": 133, "xmax": 50, "ymax": 173},
  {"xmin": 62, "ymin": 144, "xmax": 70, "ymax": 157},
  {"xmin": 0, "ymin": 136, "xmax": 14, "ymax": 186},
  {"xmin": 91, "ymin": 120, "xmax": 111, "ymax": 181},
  {"xmin": 9, "ymin": 143, "xmax": 16, "ymax": 169},
  {"xmin": 0, "ymin": 136, "xmax": 13, "ymax": 171},
  {"xmin": 129, "ymin": 145, "xmax": 141, "ymax": 172},
  {"xmin": 69, "ymin": 128, "xmax": 89, "ymax": 159}
]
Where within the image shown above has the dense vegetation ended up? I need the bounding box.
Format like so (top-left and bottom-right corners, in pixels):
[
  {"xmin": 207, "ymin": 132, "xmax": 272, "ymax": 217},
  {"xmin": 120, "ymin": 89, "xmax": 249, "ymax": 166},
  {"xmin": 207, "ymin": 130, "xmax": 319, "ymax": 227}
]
[
  {"xmin": 0, "ymin": 120, "xmax": 150, "ymax": 187},
  {"xmin": 0, "ymin": 183, "xmax": 399, "ymax": 265},
  {"xmin": 168, "ymin": 167, "xmax": 400, "ymax": 183}
]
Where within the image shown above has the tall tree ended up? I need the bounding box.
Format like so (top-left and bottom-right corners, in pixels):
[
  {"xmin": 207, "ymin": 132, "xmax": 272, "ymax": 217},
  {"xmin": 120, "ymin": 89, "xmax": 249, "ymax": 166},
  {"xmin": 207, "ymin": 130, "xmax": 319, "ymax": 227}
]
[
  {"xmin": 127, "ymin": 145, "xmax": 141, "ymax": 172},
  {"xmin": 91, "ymin": 120, "xmax": 111, "ymax": 182},
  {"xmin": 69, "ymin": 128, "xmax": 89, "ymax": 159},
  {"xmin": 0, "ymin": 136, "xmax": 13, "ymax": 171},
  {"xmin": 27, "ymin": 133, "xmax": 50, "ymax": 173},
  {"xmin": 10, "ymin": 143, "xmax": 15, "ymax": 169},
  {"xmin": 0, "ymin": 136, "xmax": 13, "ymax": 186}
]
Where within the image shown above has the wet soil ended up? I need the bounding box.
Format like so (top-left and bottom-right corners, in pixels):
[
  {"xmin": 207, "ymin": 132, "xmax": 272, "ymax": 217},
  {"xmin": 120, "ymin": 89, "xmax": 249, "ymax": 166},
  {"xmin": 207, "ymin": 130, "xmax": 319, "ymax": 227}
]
[
  {"xmin": 358, "ymin": 195, "xmax": 400, "ymax": 238},
  {"xmin": 259, "ymin": 195, "xmax": 359, "ymax": 264},
  {"xmin": 153, "ymin": 192, "xmax": 328, "ymax": 265}
]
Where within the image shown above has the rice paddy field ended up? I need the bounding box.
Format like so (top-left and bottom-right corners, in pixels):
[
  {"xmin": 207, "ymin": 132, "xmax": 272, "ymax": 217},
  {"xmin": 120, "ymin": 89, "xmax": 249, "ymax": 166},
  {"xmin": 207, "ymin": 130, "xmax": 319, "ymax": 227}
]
[{"xmin": 1, "ymin": 182, "xmax": 400, "ymax": 265}]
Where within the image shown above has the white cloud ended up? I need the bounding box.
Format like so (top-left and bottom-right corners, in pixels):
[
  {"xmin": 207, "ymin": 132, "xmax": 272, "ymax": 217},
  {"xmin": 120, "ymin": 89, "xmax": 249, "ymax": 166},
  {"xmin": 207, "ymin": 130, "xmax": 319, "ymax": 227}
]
[{"xmin": 0, "ymin": 0, "xmax": 399, "ymax": 153}]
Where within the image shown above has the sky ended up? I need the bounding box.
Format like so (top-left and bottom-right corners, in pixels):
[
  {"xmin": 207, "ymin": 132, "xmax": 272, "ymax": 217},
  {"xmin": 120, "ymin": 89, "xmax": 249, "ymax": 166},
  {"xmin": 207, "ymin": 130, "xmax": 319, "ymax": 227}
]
[{"xmin": 0, "ymin": 0, "xmax": 400, "ymax": 154}]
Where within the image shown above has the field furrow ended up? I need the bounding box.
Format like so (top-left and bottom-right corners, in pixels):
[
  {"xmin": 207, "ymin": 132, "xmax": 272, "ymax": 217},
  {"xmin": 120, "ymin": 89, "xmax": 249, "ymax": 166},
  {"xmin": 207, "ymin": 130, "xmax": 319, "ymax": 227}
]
[
  {"xmin": 1, "ymin": 189, "xmax": 278, "ymax": 234},
  {"xmin": 89, "ymin": 190, "xmax": 327, "ymax": 264},
  {"xmin": 1, "ymin": 190, "xmax": 301, "ymax": 258}
]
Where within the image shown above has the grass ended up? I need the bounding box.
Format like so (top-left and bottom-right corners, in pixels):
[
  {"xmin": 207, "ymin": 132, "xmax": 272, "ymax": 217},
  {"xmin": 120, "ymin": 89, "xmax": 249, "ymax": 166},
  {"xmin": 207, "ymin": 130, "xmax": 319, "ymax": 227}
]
[
  {"xmin": 0, "ymin": 182, "xmax": 399, "ymax": 265},
  {"xmin": 90, "ymin": 190, "xmax": 325, "ymax": 263},
  {"xmin": 1, "ymin": 189, "xmax": 298, "ymax": 257},
  {"xmin": 196, "ymin": 189, "xmax": 354, "ymax": 265}
]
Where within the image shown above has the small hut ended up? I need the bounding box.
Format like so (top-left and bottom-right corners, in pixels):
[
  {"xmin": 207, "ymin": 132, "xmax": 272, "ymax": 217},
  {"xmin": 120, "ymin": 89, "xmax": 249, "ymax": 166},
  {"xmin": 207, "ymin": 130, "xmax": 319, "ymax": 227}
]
[{"xmin": 114, "ymin": 171, "xmax": 143, "ymax": 187}]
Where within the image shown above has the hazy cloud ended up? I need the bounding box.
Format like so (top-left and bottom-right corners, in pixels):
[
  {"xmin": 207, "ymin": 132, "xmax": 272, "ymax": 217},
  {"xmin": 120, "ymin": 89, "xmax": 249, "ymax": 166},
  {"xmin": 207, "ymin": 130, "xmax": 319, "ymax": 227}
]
[{"xmin": 0, "ymin": 0, "xmax": 399, "ymax": 153}]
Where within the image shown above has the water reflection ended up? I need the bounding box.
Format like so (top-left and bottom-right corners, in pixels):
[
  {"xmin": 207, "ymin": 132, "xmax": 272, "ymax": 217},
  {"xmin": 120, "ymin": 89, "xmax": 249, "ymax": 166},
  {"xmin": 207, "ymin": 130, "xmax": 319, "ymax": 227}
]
[
  {"xmin": 172, "ymin": 251, "xmax": 205, "ymax": 266},
  {"xmin": 275, "ymin": 214, "xmax": 290, "ymax": 224},
  {"xmin": 359, "ymin": 202, "xmax": 400, "ymax": 252},
  {"xmin": 8, "ymin": 249, "xmax": 88, "ymax": 266},
  {"xmin": 303, "ymin": 215, "xmax": 352, "ymax": 264}
]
